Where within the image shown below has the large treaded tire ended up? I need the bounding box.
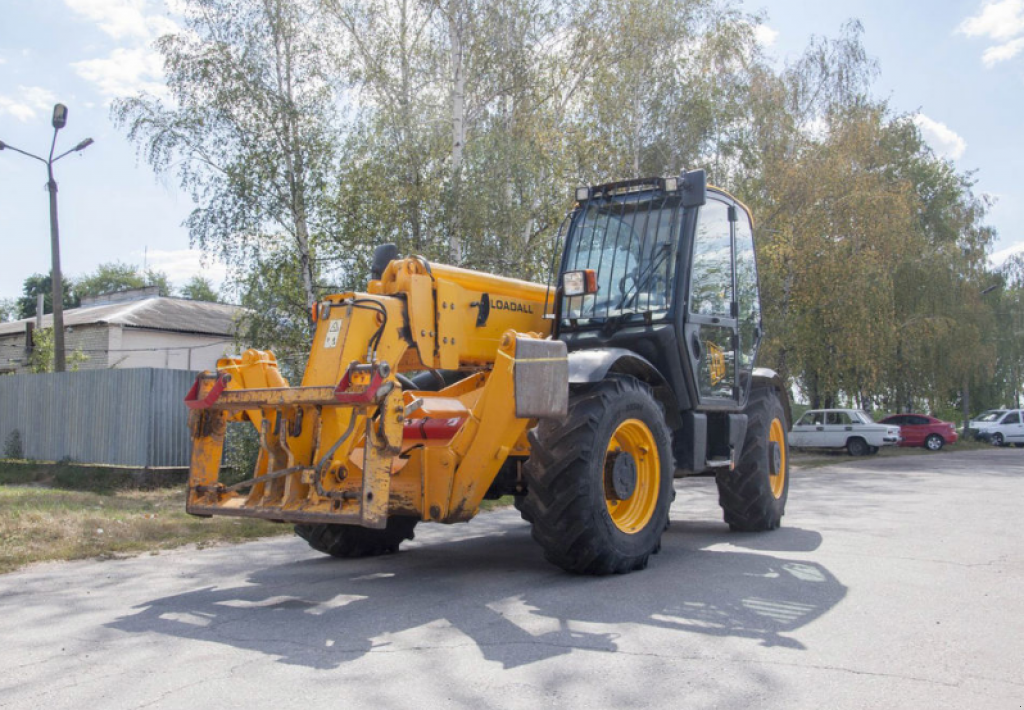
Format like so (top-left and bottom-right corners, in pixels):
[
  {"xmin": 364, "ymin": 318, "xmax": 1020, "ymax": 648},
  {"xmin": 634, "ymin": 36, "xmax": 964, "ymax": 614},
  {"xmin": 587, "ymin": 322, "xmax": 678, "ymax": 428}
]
[
  {"xmin": 294, "ymin": 516, "xmax": 418, "ymax": 558},
  {"xmin": 715, "ymin": 385, "xmax": 789, "ymax": 532},
  {"xmin": 518, "ymin": 376, "xmax": 674, "ymax": 575}
]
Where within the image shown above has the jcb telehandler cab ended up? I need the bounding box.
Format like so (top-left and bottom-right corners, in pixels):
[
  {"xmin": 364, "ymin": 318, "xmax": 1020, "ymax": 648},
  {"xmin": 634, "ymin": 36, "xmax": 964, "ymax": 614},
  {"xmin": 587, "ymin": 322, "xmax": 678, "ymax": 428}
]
[{"xmin": 185, "ymin": 169, "xmax": 790, "ymax": 574}]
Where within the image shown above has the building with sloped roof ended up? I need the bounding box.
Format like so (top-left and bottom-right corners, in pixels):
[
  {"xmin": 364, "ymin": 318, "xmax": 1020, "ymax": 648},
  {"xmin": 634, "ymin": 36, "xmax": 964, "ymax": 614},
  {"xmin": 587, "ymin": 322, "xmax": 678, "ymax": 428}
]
[{"xmin": 0, "ymin": 286, "xmax": 244, "ymax": 374}]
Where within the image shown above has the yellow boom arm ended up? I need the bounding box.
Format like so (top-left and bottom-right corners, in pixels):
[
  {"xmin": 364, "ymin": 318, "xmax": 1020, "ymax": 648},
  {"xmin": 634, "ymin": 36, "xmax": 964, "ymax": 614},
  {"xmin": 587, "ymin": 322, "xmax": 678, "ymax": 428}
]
[{"xmin": 185, "ymin": 258, "xmax": 567, "ymax": 528}]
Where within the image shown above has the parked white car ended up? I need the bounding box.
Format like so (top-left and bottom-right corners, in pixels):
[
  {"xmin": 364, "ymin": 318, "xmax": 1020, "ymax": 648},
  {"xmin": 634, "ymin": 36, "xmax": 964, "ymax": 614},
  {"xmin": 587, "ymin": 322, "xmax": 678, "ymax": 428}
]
[
  {"xmin": 790, "ymin": 409, "xmax": 901, "ymax": 456},
  {"xmin": 968, "ymin": 409, "xmax": 1024, "ymax": 447}
]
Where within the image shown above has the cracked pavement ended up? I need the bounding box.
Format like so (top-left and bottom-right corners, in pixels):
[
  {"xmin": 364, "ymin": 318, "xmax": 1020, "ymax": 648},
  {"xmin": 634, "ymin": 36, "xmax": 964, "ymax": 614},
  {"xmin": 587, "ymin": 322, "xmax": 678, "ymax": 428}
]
[{"xmin": 1, "ymin": 449, "xmax": 1022, "ymax": 709}]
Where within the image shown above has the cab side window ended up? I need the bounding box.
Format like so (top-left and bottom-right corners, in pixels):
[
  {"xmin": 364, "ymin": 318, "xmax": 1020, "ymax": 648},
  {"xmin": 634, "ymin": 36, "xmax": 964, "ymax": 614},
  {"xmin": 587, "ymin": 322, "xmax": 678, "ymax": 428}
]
[
  {"xmin": 690, "ymin": 199, "xmax": 733, "ymax": 316},
  {"xmin": 1003, "ymin": 412, "xmax": 1020, "ymax": 424},
  {"xmin": 734, "ymin": 209, "xmax": 760, "ymax": 369}
]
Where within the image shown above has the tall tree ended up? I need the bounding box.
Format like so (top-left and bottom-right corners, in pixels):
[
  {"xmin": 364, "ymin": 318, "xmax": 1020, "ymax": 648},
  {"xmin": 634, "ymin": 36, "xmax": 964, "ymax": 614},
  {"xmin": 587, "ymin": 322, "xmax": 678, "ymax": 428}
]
[
  {"xmin": 324, "ymin": 0, "xmax": 580, "ymax": 280},
  {"xmin": 17, "ymin": 272, "xmax": 80, "ymax": 320},
  {"xmin": 180, "ymin": 275, "xmax": 221, "ymax": 302},
  {"xmin": 75, "ymin": 261, "xmax": 172, "ymax": 298},
  {"xmin": 113, "ymin": 0, "xmax": 344, "ymax": 321}
]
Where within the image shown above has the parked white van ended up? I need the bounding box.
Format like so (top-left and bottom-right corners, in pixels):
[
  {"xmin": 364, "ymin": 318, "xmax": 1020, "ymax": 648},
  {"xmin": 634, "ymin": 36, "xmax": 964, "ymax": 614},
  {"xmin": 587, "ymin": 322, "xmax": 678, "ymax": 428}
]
[{"xmin": 968, "ymin": 409, "xmax": 1024, "ymax": 447}]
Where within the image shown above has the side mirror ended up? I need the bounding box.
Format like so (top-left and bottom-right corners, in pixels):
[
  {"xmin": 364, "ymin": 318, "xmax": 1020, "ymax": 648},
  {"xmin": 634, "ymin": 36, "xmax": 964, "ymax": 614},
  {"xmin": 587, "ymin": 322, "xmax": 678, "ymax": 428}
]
[
  {"xmin": 371, "ymin": 243, "xmax": 400, "ymax": 280},
  {"xmin": 680, "ymin": 169, "xmax": 706, "ymax": 208}
]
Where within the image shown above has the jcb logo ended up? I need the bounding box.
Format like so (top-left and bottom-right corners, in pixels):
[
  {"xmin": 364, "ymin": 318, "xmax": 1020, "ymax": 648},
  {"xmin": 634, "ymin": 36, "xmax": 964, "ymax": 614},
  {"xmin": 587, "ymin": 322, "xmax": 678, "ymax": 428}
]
[{"xmin": 705, "ymin": 341, "xmax": 726, "ymax": 386}]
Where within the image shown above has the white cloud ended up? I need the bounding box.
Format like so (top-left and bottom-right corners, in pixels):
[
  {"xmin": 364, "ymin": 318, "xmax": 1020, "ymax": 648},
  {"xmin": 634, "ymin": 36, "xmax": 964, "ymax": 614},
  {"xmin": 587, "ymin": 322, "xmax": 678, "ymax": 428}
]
[
  {"xmin": 143, "ymin": 249, "xmax": 228, "ymax": 287},
  {"xmin": 913, "ymin": 114, "xmax": 967, "ymax": 160},
  {"xmin": 958, "ymin": 0, "xmax": 1024, "ymax": 40},
  {"xmin": 990, "ymin": 240, "xmax": 1024, "ymax": 266},
  {"xmin": 958, "ymin": 1, "xmax": 1024, "ymax": 67},
  {"xmin": 64, "ymin": 0, "xmax": 174, "ymax": 40},
  {"xmin": 983, "ymin": 36, "xmax": 1024, "ymax": 65},
  {"xmin": 72, "ymin": 47, "xmax": 167, "ymax": 99},
  {"xmin": 0, "ymin": 86, "xmax": 58, "ymax": 122},
  {"xmin": 754, "ymin": 25, "xmax": 779, "ymax": 48},
  {"xmin": 64, "ymin": 0, "xmax": 178, "ymax": 98}
]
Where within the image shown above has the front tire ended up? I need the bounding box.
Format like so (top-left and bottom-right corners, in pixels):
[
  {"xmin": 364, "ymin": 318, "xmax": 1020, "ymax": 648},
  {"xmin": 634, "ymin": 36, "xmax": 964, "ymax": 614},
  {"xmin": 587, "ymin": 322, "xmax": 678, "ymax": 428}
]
[
  {"xmin": 991, "ymin": 433, "xmax": 1005, "ymax": 447},
  {"xmin": 847, "ymin": 437, "xmax": 869, "ymax": 457},
  {"xmin": 519, "ymin": 376, "xmax": 673, "ymax": 575},
  {"xmin": 295, "ymin": 516, "xmax": 418, "ymax": 558},
  {"xmin": 715, "ymin": 386, "xmax": 789, "ymax": 532},
  {"xmin": 924, "ymin": 434, "xmax": 944, "ymax": 451}
]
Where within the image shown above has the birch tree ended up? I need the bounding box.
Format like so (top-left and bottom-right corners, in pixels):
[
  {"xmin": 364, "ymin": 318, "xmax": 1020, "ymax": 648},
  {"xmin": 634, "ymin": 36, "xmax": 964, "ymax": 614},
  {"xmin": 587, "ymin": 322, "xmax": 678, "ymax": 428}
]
[{"xmin": 113, "ymin": 0, "xmax": 344, "ymax": 316}]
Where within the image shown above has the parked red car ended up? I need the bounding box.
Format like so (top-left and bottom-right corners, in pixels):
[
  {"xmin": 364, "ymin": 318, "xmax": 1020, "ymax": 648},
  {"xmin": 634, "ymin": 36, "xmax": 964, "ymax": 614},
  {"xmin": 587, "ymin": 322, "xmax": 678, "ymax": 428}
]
[{"xmin": 878, "ymin": 414, "xmax": 958, "ymax": 450}]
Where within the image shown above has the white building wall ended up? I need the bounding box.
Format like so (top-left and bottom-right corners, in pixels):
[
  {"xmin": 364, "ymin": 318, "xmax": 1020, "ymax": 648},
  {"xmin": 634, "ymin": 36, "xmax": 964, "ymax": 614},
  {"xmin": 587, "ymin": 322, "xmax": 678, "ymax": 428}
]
[
  {"xmin": 0, "ymin": 324, "xmax": 111, "ymax": 374},
  {"xmin": 114, "ymin": 329, "xmax": 236, "ymax": 371}
]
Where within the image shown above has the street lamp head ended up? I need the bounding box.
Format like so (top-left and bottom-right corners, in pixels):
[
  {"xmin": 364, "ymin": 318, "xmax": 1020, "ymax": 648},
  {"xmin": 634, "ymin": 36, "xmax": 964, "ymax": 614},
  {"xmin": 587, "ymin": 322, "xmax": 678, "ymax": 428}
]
[
  {"xmin": 74, "ymin": 138, "xmax": 94, "ymax": 152},
  {"xmin": 52, "ymin": 104, "xmax": 68, "ymax": 130}
]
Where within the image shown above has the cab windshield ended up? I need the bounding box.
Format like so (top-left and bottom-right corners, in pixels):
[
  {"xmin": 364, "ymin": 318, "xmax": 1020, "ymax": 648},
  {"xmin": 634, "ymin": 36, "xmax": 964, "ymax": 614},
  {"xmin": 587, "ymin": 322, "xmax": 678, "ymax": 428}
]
[
  {"xmin": 976, "ymin": 410, "xmax": 1005, "ymax": 422},
  {"xmin": 560, "ymin": 192, "xmax": 682, "ymax": 323}
]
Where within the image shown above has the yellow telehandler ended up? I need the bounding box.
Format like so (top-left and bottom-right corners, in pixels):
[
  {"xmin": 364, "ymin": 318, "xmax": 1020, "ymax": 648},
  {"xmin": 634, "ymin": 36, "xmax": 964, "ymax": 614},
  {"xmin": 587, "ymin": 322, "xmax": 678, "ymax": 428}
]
[{"xmin": 185, "ymin": 170, "xmax": 790, "ymax": 574}]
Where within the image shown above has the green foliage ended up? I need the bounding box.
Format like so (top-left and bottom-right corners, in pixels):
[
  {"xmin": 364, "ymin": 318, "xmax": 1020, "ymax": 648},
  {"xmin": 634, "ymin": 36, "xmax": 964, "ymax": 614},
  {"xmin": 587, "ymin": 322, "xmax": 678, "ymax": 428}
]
[
  {"xmin": 0, "ymin": 298, "xmax": 17, "ymax": 323},
  {"xmin": 232, "ymin": 246, "xmax": 312, "ymax": 380},
  {"xmin": 107, "ymin": 0, "xmax": 1007, "ymax": 414},
  {"xmin": 222, "ymin": 421, "xmax": 262, "ymax": 486},
  {"xmin": 180, "ymin": 275, "xmax": 220, "ymax": 302},
  {"xmin": 3, "ymin": 430, "xmax": 24, "ymax": 460},
  {"xmin": 113, "ymin": 0, "xmax": 343, "ymax": 343},
  {"xmin": 17, "ymin": 272, "xmax": 80, "ymax": 320},
  {"xmin": 28, "ymin": 328, "xmax": 89, "ymax": 373},
  {"xmin": 75, "ymin": 261, "xmax": 172, "ymax": 298}
]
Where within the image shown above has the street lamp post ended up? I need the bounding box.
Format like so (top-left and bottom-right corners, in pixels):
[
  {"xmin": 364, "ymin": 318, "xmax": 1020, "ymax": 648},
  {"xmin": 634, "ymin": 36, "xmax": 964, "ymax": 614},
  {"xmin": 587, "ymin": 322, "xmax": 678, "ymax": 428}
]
[{"xmin": 0, "ymin": 104, "xmax": 93, "ymax": 372}]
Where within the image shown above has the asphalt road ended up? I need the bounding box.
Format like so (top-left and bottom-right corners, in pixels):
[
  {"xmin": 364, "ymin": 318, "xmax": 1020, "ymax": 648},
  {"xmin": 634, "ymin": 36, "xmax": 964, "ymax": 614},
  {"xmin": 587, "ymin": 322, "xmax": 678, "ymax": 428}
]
[{"xmin": 1, "ymin": 449, "xmax": 1022, "ymax": 709}]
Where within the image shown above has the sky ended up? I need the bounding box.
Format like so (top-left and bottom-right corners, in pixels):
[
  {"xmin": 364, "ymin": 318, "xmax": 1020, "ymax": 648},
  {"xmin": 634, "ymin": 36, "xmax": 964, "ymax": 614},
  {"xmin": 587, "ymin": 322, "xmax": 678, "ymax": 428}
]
[{"xmin": 1, "ymin": 0, "xmax": 1022, "ymax": 303}]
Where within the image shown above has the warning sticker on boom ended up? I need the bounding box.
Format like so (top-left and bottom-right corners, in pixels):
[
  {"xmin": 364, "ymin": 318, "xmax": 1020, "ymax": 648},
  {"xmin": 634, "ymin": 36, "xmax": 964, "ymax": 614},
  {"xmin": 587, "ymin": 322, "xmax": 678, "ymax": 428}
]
[{"xmin": 324, "ymin": 320, "xmax": 342, "ymax": 349}]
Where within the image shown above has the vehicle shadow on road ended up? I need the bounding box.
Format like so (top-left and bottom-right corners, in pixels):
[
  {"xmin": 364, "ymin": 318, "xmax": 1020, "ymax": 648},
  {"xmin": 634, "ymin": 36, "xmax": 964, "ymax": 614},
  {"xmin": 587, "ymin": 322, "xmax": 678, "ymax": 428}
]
[{"xmin": 108, "ymin": 515, "xmax": 845, "ymax": 670}]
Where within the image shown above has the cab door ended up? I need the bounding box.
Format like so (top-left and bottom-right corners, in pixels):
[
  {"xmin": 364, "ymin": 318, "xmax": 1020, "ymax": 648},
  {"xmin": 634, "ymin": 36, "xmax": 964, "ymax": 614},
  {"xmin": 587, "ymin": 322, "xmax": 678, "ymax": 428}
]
[{"xmin": 684, "ymin": 197, "xmax": 740, "ymax": 407}]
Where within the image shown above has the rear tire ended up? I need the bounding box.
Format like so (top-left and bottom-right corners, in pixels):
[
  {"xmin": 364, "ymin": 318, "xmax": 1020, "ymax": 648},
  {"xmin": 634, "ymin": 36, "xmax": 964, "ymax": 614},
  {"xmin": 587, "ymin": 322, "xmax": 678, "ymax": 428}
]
[
  {"xmin": 295, "ymin": 516, "xmax": 418, "ymax": 558},
  {"xmin": 924, "ymin": 434, "xmax": 944, "ymax": 451},
  {"xmin": 519, "ymin": 376, "xmax": 673, "ymax": 575},
  {"xmin": 1014, "ymin": 443, "xmax": 1024, "ymax": 449},
  {"xmin": 715, "ymin": 386, "xmax": 789, "ymax": 532},
  {"xmin": 847, "ymin": 437, "xmax": 869, "ymax": 456}
]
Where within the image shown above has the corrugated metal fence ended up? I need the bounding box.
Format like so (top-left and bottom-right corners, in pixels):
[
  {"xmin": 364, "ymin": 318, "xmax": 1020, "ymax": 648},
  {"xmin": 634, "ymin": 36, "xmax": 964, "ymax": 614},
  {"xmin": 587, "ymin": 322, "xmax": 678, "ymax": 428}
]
[{"xmin": 0, "ymin": 369, "xmax": 197, "ymax": 467}]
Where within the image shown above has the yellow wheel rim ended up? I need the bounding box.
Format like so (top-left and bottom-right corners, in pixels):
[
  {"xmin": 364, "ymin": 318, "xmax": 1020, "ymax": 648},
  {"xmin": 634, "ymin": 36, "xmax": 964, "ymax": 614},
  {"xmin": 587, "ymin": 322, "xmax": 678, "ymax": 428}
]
[
  {"xmin": 605, "ymin": 419, "xmax": 660, "ymax": 534},
  {"xmin": 769, "ymin": 417, "xmax": 787, "ymax": 499}
]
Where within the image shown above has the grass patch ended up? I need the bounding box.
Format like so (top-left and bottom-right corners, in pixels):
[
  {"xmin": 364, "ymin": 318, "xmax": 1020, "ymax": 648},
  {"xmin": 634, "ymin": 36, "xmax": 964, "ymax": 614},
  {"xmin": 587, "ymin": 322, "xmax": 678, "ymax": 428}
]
[
  {"xmin": 0, "ymin": 484, "xmax": 291, "ymax": 575},
  {"xmin": 480, "ymin": 494, "xmax": 515, "ymax": 511},
  {"xmin": 790, "ymin": 437, "xmax": 993, "ymax": 469},
  {"xmin": 0, "ymin": 458, "xmax": 522, "ymax": 574},
  {"xmin": 0, "ymin": 459, "xmax": 186, "ymax": 494}
]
